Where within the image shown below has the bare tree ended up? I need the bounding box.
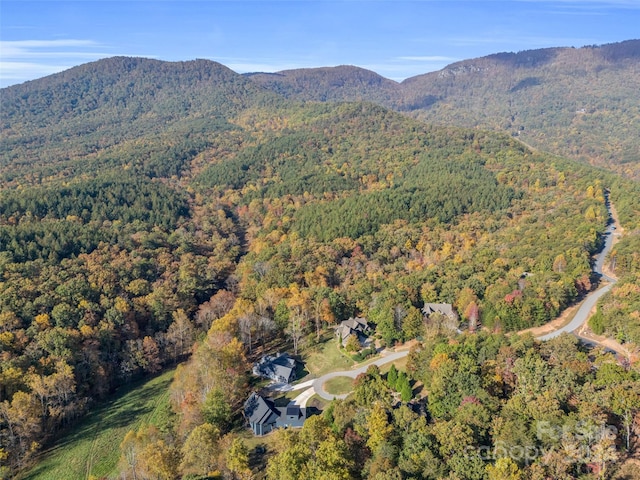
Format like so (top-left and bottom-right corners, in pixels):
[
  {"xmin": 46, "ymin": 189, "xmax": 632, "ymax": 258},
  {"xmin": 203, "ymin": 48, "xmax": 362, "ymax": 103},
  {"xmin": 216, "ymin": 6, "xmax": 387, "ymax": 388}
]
[
  {"xmin": 286, "ymin": 311, "xmax": 307, "ymax": 355},
  {"xmin": 167, "ymin": 309, "xmax": 195, "ymax": 362},
  {"xmin": 238, "ymin": 313, "xmax": 256, "ymax": 355},
  {"xmin": 195, "ymin": 290, "xmax": 236, "ymax": 331}
]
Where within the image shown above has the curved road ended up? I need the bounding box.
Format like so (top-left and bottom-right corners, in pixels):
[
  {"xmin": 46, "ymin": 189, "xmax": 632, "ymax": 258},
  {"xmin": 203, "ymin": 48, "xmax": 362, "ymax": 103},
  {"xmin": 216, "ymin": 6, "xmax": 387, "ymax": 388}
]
[
  {"xmin": 537, "ymin": 213, "xmax": 618, "ymax": 340},
  {"xmin": 288, "ymin": 202, "xmax": 621, "ymax": 404},
  {"xmin": 289, "ymin": 349, "xmax": 411, "ymax": 406},
  {"xmin": 312, "ymin": 350, "xmax": 411, "ymax": 401},
  {"xmin": 536, "ymin": 282, "xmax": 614, "ymax": 341}
]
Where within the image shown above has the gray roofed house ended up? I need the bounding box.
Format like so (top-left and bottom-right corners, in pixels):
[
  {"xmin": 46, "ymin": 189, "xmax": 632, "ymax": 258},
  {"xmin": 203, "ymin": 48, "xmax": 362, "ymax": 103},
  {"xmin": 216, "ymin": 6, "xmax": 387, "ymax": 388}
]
[
  {"xmin": 277, "ymin": 404, "xmax": 306, "ymax": 429},
  {"xmin": 252, "ymin": 352, "xmax": 297, "ymax": 384},
  {"xmin": 422, "ymin": 303, "xmax": 461, "ymax": 333},
  {"xmin": 244, "ymin": 393, "xmax": 307, "ymax": 436},
  {"xmin": 335, "ymin": 316, "xmax": 370, "ymax": 347},
  {"xmin": 421, "ymin": 303, "xmax": 458, "ymax": 320},
  {"xmin": 244, "ymin": 392, "xmax": 280, "ymax": 436}
]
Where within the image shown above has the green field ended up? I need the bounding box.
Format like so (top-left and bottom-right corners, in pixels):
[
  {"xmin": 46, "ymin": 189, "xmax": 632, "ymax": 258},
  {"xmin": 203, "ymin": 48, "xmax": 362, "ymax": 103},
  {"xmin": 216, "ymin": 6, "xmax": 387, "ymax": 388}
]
[
  {"xmin": 302, "ymin": 334, "xmax": 354, "ymax": 377},
  {"xmin": 323, "ymin": 376, "xmax": 354, "ymax": 395},
  {"xmin": 20, "ymin": 369, "xmax": 175, "ymax": 480},
  {"xmin": 378, "ymin": 356, "xmax": 409, "ymax": 374}
]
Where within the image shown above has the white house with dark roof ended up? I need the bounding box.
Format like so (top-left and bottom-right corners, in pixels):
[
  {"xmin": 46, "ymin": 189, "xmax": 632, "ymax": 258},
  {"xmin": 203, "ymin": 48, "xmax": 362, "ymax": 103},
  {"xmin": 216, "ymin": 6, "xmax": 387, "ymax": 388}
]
[
  {"xmin": 252, "ymin": 352, "xmax": 297, "ymax": 384},
  {"xmin": 280, "ymin": 405, "xmax": 305, "ymax": 428},
  {"xmin": 244, "ymin": 393, "xmax": 280, "ymax": 436}
]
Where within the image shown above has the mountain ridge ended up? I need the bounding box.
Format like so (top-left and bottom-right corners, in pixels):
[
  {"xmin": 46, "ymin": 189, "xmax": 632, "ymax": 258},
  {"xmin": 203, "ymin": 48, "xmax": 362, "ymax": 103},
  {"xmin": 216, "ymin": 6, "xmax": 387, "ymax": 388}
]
[
  {"xmin": 3, "ymin": 37, "xmax": 640, "ymax": 480},
  {"xmin": 0, "ymin": 55, "xmax": 285, "ymax": 185},
  {"xmin": 244, "ymin": 40, "xmax": 640, "ymax": 177},
  {"xmin": 3, "ymin": 40, "xmax": 639, "ymax": 179}
]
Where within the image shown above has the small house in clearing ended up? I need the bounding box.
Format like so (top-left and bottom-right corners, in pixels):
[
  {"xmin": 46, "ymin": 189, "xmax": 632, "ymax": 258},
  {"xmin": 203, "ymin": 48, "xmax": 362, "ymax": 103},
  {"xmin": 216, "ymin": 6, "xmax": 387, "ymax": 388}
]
[
  {"xmin": 244, "ymin": 392, "xmax": 307, "ymax": 436},
  {"xmin": 335, "ymin": 317, "xmax": 370, "ymax": 347},
  {"xmin": 252, "ymin": 352, "xmax": 297, "ymax": 384}
]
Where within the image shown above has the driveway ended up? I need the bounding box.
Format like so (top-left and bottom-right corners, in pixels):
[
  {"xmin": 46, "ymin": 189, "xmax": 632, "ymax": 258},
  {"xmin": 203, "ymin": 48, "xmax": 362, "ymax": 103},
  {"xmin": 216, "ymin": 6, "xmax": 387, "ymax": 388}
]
[{"xmin": 285, "ymin": 348, "xmax": 412, "ymax": 406}]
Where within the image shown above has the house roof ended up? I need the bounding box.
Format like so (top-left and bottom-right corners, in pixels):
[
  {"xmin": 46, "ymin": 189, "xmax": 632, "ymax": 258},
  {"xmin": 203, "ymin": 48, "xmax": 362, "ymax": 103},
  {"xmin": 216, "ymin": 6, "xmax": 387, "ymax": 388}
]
[
  {"xmin": 253, "ymin": 353, "xmax": 296, "ymax": 382},
  {"xmin": 276, "ymin": 405, "xmax": 306, "ymax": 428},
  {"xmin": 272, "ymin": 363, "xmax": 295, "ymax": 381},
  {"xmin": 336, "ymin": 324, "xmax": 349, "ymax": 340},
  {"xmin": 286, "ymin": 405, "xmax": 301, "ymax": 417},
  {"xmin": 270, "ymin": 353, "xmax": 296, "ymax": 369},
  {"xmin": 422, "ymin": 303, "xmax": 456, "ymax": 318},
  {"xmin": 336, "ymin": 317, "xmax": 370, "ymax": 346},
  {"xmin": 245, "ymin": 393, "xmax": 308, "ymax": 432},
  {"xmin": 244, "ymin": 392, "xmax": 279, "ymax": 426},
  {"xmin": 342, "ymin": 317, "xmax": 368, "ymax": 331}
]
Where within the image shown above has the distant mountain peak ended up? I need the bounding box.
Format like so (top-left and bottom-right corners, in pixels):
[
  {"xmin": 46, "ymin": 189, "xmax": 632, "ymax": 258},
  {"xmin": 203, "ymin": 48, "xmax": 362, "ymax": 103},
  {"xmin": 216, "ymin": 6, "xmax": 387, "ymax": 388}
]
[
  {"xmin": 242, "ymin": 39, "xmax": 640, "ymax": 176},
  {"xmin": 2, "ymin": 39, "xmax": 638, "ymax": 178}
]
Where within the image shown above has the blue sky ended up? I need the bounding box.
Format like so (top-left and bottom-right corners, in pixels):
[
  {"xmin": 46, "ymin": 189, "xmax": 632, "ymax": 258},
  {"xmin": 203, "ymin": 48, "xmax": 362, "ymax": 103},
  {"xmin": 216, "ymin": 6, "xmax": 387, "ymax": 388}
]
[{"xmin": 1, "ymin": 1, "xmax": 639, "ymax": 87}]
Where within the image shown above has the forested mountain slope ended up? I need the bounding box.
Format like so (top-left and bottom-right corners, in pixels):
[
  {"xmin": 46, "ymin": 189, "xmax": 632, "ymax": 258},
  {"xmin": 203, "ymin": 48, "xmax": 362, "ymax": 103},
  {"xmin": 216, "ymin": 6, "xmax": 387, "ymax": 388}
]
[
  {"xmin": 1, "ymin": 55, "xmax": 639, "ymax": 479},
  {"xmin": 246, "ymin": 65, "xmax": 400, "ymax": 105},
  {"xmin": 0, "ymin": 57, "xmax": 283, "ymax": 185},
  {"xmin": 247, "ymin": 40, "xmax": 640, "ymax": 178}
]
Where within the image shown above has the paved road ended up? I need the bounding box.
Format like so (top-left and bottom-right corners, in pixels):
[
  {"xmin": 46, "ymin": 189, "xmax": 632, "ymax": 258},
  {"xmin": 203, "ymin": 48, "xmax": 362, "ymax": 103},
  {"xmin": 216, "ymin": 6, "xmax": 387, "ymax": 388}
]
[
  {"xmin": 288, "ymin": 349, "xmax": 411, "ymax": 406},
  {"xmin": 311, "ymin": 349, "xmax": 410, "ymax": 401},
  {"xmin": 288, "ymin": 204, "xmax": 620, "ymax": 403},
  {"xmin": 291, "ymin": 386, "xmax": 316, "ymax": 408},
  {"xmin": 267, "ymin": 379, "xmax": 314, "ymax": 393},
  {"xmin": 537, "ymin": 214, "xmax": 617, "ymax": 341},
  {"xmin": 537, "ymin": 282, "xmax": 614, "ymax": 341}
]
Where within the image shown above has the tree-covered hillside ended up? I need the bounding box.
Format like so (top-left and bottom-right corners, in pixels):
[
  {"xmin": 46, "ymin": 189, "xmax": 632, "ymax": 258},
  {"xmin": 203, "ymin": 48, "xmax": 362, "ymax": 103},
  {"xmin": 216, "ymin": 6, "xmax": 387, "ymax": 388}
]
[
  {"xmin": 0, "ymin": 57, "xmax": 283, "ymax": 186},
  {"xmin": 403, "ymin": 41, "xmax": 640, "ymax": 178},
  {"xmin": 247, "ymin": 65, "xmax": 399, "ymax": 105},
  {"xmin": 0, "ymin": 56, "xmax": 638, "ymax": 479},
  {"xmin": 246, "ymin": 40, "xmax": 640, "ymax": 179}
]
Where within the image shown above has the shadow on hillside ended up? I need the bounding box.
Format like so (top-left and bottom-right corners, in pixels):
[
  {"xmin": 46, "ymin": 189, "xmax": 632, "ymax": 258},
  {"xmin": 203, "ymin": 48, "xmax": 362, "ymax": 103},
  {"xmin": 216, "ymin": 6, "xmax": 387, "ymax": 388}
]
[
  {"xmin": 25, "ymin": 372, "xmax": 173, "ymax": 475},
  {"xmin": 488, "ymin": 48, "xmax": 558, "ymax": 68}
]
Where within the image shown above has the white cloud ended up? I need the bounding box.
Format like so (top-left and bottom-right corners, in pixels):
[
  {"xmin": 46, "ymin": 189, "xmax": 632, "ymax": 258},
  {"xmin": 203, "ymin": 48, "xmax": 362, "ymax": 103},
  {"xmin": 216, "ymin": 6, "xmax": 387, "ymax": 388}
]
[
  {"xmin": 0, "ymin": 38, "xmax": 154, "ymax": 87},
  {"xmin": 2, "ymin": 50, "xmax": 113, "ymax": 59},
  {"xmin": 0, "ymin": 39, "xmax": 106, "ymax": 87},
  {"xmin": 0, "ymin": 61, "xmax": 72, "ymax": 80},
  {"xmin": 0, "ymin": 39, "xmax": 99, "ymax": 55}
]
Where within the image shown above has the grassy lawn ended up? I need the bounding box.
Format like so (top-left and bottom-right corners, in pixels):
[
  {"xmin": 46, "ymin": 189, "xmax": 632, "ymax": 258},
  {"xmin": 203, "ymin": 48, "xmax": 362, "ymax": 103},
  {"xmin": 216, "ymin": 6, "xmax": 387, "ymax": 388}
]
[
  {"xmin": 272, "ymin": 390, "xmax": 300, "ymax": 406},
  {"xmin": 240, "ymin": 427, "xmax": 278, "ymax": 451},
  {"xmin": 301, "ymin": 333, "xmax": 354, "ymax": 377},
  {"xmin": 19, "ymin": 368, "xmax": 175, "ymax": 480},
  {"xmin": 323, "ymin": 376, "xmax": 354, "ymax": 395},
  {"xmin": 378, "ymin": 356, "xmax": 409, "ymax": 374}
]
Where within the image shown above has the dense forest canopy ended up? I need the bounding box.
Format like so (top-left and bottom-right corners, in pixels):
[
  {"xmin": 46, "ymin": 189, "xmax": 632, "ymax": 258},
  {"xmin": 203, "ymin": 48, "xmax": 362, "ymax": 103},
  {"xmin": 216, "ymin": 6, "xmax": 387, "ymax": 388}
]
[
  {"xmin": 0, "ymin": 52, "xmax": 638, "ymax": 479},
  {"xmin": 0, "ymin": 57, "xmax": 282, "ymax": 187}
]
